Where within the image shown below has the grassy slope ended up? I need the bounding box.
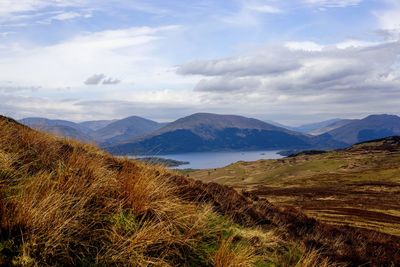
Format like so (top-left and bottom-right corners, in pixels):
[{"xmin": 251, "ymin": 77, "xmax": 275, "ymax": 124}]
[
  {"xmin": 0, "ymin": 116, "xmax": 333, "ymax": 266},
  {"xmin": 188, "ymin": 138, "xmax": 400, "ymax": 236}
]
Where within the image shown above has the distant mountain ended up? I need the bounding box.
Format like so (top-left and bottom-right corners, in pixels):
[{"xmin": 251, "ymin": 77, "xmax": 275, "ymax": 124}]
[
  {"xmin": 41, "ymin": 125, "xmax": 95, "ymax": 142},
  {"xmin": 79, "ymin": 120, "xmax": 116, "ymax": 131},
  {"xmin": 327, "ymin": 114, "xmax": 400, "ymax": 144},
  {"xmin": 19, "ymin": 117, "xmax": 93, "ymax": 141},
  {"xmin": 20, "ymin": 116, "xmax": 163, "ymax": 144},
  {"xmin": 105, "ymin": 113, "xmax": 344, "ymax": 155},
  {"xmin": 154, "ymin": 113, "xmax": 297, "ymax": 136},
  {"xmin": 293, "ymin": 119, "xmax": 343, "ymax": 134},
  {"xmin": 92, "ymin": 116, "xmax": 164, "ymax": 144},
  {"xmin": 24, "ymin": 113, "xmax": 398, "ymax": 155},
  {"xmin": 263, "ymin": 120, "xmax": 296, "ymax": 131},
  {"xmin": 308, "ymin": 119, "xmax": 355, "ymax": 135}
]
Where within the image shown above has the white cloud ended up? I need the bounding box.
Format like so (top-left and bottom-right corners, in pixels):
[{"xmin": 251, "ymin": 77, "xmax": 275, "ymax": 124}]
[
  {"xmin": 303, "ymin": 0, "xmax": 363, "ymax": 8},
  {"xmin": 0, "ymin": 0, "xmax": 86, "ymax": 17},
  {"xmin": 39, "ymin": 11, "xmax": 93, "ymax": 24},
  {"xmin": 336, "ymin": 39, "xmax": 380, "ymax": 49},
  {"xmin": 245, "ymin": 3, "xmax": 282, "ymax": 14},
  {"xmin": 0, "ymin": 25, "xmax": 182, "ymax": 88},
  {"xmin": 285, "ymin": 41, "xmax": 325, "ymax": 51},
  {"xmin": 219, "ymin": 0, "xmax": 282, "ymax": 27},
  {"xmin": 374, "ymin": 0, "xmax": 400, "ymax": 40}
]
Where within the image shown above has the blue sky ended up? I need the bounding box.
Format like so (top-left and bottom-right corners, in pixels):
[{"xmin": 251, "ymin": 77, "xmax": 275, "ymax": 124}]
[{"xmin": 0, "ymin": 0, "xmax": 400, "ymax": 125}]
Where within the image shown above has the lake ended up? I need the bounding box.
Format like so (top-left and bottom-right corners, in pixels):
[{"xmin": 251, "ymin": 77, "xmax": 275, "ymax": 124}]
[{"xmin": 133, "ymin": 150, "xmax": 283, "ymax": 169}]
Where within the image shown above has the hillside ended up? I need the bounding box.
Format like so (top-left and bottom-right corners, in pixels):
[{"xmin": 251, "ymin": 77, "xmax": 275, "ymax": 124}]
[
  {"xmin": 327, "ymin": 114, "xmax": 400, "ymax": 144},
  {"xmin": 1, "ymin": 115, "xmax": 399, "ymax": 265},
  {"xmin": 0, "ymin": 115, "xmax": 327, "ymax": 266},
  {"xmin": 308, "ymin": 119, "xmax": 355, "ymax": 135},
  {"xmin": 79, "ymin": 119, "xmax": 116, "ymax": 131},
  {"xmin": 106, "ymin": 113, "xmax": 344, "ymax": 155},
  {"xmin": 20, "ymin": 117, "xmax": 94, "ymax": 142},
  {"xmin": 292, "ymin": 119, "xmax": 343, "ymax": 134},
  {"xmin": 92, "ymin": 115, "xmax": 163, "ymax": 144},
  {"xmin": 188, "ymin": 137, "xmax": 400, "ymax": 237}
]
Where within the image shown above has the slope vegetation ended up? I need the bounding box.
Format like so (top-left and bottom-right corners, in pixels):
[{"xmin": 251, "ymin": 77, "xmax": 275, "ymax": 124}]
[
  {"xmin": 1, "ymin": 115, "xmax": 399, "ymax": 266},
  {"xmin": 189, "ymin": 137, "xmax": 400, "ymax": 237},
  {"xmin": 0, "ymin": 115, "xmax": 332, "ymax": 266}
]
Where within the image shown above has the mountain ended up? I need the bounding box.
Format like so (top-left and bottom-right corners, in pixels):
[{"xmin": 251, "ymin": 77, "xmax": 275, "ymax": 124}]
[
  {"xmin": 105, "ymin": 113, "xmax": 344, "ymax": 155},
  {"xmin": 308, "ymin": 119, "xmax": 355, "ymax": 135},
  {"xmin": 19, "ymin": 117, "xmax": 93, "ymax": 141},
  {"xmin": 20, "ymin": 116, "xmax": 165, "ymax": 145},
  {"xmin": 263, "ymin": 120, "xmax": 296, "ymax": 131},
  {"xmin": 327, "ymin": 114, "xmax": 400, "ymax": 144},
  {"xmin": 79, "ymin": 119, "xmax": 116, "ymax": 131},
  {"xmin": 293, "ymin": 119, "xmax": 343, "ymax": 134},
  {"xmin": 92, "ymin": 115, "xmax": 164, "ymax": 144}
]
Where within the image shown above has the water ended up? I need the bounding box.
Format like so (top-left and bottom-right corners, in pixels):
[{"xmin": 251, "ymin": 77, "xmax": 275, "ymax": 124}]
[{"xmin": 133, "ymin": 150, "xmax": 283, "ymax": 169}]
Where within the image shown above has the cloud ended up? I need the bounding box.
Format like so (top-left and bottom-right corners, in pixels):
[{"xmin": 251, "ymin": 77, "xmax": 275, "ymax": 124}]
[
  {"xmin": 0, "ymin": 25, "xmax": 180, "ymax": 88},
  {"xmin": 0, "ymin": 0, "xmax": 86, "ymax": 18},
  {"xmin": 0, "ymin": 85, "xmax": 40, "ymax": 92},
  {"xmin": 84, "ymin": 74, "xmax": 106, "ymax": 85},
  {"xmin": 374, "ymin": 0, "xmax": 400, "ymax": 40},
  {"xmin": 303, "ymin": 0, "xmax": 363, "ymax": 8},
  {"xmin": 37, "ymin": 11, "xmax": 93, "ymax": 24},
  {"xmin": 335, "ymin": 39, "xmax": 380, "ymax": 49},
  {"xmin": 285, "ymin": 41, "xmax": 324, "ymax": 51},
  {"xmin": 102, "ymin": 77, "xmax": 120, "ymax": 85},
  {"xmin": 245, "ymin": 3, "xmax": 282, "ymax": 14},
  {"xmin": 195, "ymin": 77, "xmax": 261, "ymax": 92},
  {"xmin": 218, "ymin": 0, "xmax": 282, "ymax": 27},
  {"xmin": 84, "ymin": 74, "xmax": 120, "ymax": 85},
  {"xmin": 179, "ymin": 41, "xmax": 400, "ymax": 101},
  {"xmin": 178, "ymin": 54, "xmax": 301, "ymax": 77}
]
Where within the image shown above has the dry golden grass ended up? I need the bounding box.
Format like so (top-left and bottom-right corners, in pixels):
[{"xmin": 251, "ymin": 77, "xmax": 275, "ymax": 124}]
[{"xmin": 213, "ymin": 237, "xmax": 256, "ymax": 267}]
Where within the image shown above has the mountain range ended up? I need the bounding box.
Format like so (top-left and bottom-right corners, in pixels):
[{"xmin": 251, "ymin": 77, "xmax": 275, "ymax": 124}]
[{"xmin": 19, "ymin": 113, "xmax": 400, "ymax": 155}]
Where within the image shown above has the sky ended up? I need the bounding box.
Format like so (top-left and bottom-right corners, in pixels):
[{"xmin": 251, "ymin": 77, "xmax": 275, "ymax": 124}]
[{"xmin": 0, "ymin": 0, "xmax": 400, "ymax": 125}]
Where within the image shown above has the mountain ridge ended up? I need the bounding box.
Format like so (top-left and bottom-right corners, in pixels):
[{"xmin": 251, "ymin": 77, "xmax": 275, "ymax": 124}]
[
  {"xmin": 106, "ymin": 113, "xmax": 345, "ymax": 155},
  {"xmin": 327, "ymin": 114, "xmax": 400, "ymax": 144}
]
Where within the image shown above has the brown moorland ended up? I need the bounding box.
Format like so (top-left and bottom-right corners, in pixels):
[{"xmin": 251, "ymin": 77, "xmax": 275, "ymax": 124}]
[{"xmin": 188, "ymin": 137, "xmax": 400, "ymax": 238}]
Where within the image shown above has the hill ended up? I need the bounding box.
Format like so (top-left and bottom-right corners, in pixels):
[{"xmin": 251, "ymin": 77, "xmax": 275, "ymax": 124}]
[
  {"xmin": 1, "ymin": 115, "xmax": 399, "ymax": 265},
  {"xmin": 308, "ymin": 119, "xmax": 355, "ymax": 135},
  {"xmin": 327, "ymin": 114, "xmax": 400, "ymax": 144},
  {"xmin": 79, "ymin": 119, "xmax": 116, "ymax": 131},
  {"xmin": 92, "ymin": 115, "xmax": 163, "ymax": 144},
  {"xmin": 19, "ymin": 116, "xmax": 164, "ymax": 145},
  {"xmin": 292, "ymin": 119, "xmax": 343, "ymax": 134},
  {"xmin": 106, "ymin": 113, "xmax": 344, "ymax": 155},
  {"xmin": 188, "ymin": 136, "xmax": 400, "ymax": 237},
  {"xmin": 19, "ymin": 117, "xmax": 94, "ymax": 142}
]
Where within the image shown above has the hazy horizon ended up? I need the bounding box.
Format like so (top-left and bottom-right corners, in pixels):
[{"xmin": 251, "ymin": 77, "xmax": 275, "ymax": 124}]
[
  {"xmin": 1, "ymin": 0, "xmax": 400, "ymax": 125},
  {"xmin": 14, "ymin": 112, "xmax": 399, "ymax": 128}
]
